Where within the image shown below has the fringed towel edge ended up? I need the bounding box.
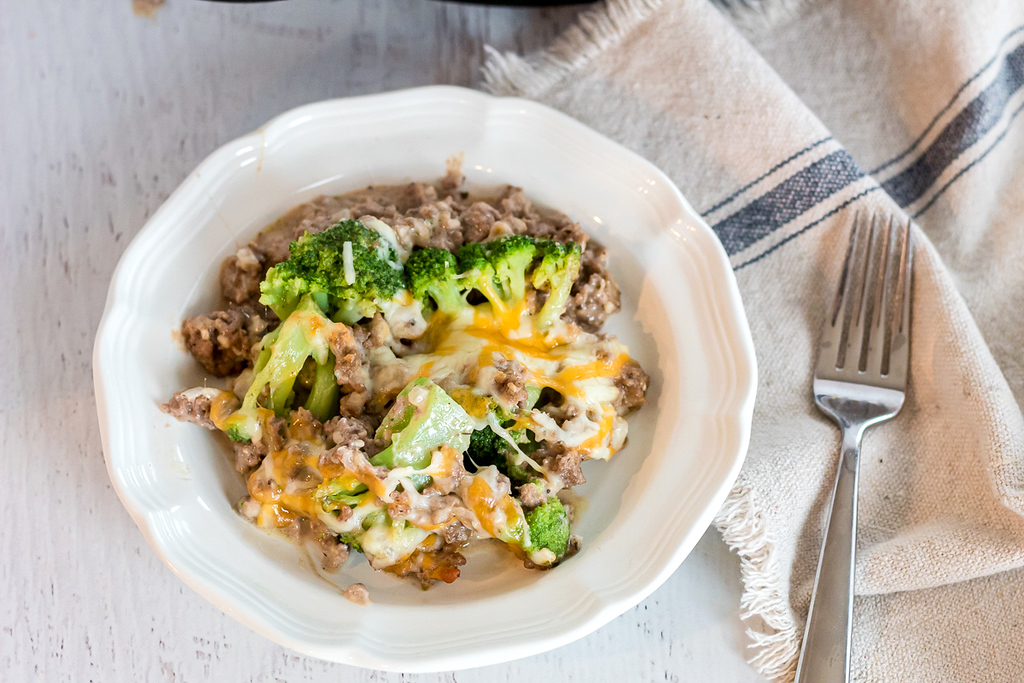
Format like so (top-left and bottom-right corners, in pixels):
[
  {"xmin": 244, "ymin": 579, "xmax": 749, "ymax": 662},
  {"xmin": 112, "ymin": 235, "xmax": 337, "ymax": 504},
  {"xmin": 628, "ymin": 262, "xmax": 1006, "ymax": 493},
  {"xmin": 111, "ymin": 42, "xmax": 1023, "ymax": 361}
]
[{"xmin": 715, "ymin": 481, "xmax": 802, "ymax": 682}]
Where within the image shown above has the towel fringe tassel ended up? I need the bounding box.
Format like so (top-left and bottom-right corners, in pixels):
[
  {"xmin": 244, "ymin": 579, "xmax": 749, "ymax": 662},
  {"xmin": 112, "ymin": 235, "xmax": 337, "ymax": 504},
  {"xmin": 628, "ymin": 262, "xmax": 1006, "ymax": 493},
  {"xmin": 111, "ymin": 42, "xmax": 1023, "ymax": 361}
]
[{"xmin": 715, "ymin": 481, "xmax": 801, "ymax": 682}]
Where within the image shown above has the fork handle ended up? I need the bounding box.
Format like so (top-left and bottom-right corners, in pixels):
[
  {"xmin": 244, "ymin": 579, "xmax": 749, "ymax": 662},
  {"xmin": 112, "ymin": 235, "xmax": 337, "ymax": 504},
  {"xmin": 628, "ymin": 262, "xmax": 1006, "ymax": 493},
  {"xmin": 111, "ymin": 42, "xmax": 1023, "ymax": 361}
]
[{"xmin": 795, "ymin": 424, "xmax": 864, "ymax": 683}]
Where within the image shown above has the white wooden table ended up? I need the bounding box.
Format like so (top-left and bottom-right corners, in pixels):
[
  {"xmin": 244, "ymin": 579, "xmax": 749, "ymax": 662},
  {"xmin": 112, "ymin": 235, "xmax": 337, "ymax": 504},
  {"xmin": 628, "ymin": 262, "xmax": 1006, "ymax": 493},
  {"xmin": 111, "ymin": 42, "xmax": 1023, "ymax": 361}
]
[{"xmin": 0, "ymin": 2, "xmax": 766, "ymax": 680}]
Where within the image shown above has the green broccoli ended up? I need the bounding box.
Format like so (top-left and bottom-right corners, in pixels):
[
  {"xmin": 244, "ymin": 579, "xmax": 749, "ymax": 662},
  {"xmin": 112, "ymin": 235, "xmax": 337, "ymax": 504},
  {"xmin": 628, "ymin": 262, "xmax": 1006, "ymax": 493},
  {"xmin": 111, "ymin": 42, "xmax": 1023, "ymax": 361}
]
[
  {"xmin": 304, "ymin": 353, "xmax": 340, "ymax": 422},
  {"xmin": 456, "ymin": 236, "xmax": 582, "ymax": 329},
  {"xmin": 485, "ymin": 235, "xmax": 538, "ymax": 303},
  {"xmin": 221, "ymin": 295, "xmax": 340, "ymax": 441},
  {"xmin": 456, "ymin": 236, "xmax": 540, "ymax": 312},
  {"xmin": 525, "ymin": 496, "xmax": 570, "ymax": 559},
  {"xmin": 404, "ymin": 247, "xmax": 468, "ymax": 316},
  {"xmin": 456, "ymin": 242, "xmax": 502, "ymax": 308},
  {"xmin": 259, "ymin": 219, "xmax": 404, "ymax": 323},
  {"xmin": 466, "ymin": 426, "xmax": 533, "ymax": 487},
  {"xmin": 338, "ymin": 532, "xmax": 364, "ymax": 554},
  {"xmin": 531, "ymin": 238, "xmax": 583, "ymax": 330},
  {"xmin": 315, "ymin": 477, "xmax": 370, "ymax": 512},
  {"xmin": 369, "ymin": 377, "xmax": 476, "ymax": 490}
]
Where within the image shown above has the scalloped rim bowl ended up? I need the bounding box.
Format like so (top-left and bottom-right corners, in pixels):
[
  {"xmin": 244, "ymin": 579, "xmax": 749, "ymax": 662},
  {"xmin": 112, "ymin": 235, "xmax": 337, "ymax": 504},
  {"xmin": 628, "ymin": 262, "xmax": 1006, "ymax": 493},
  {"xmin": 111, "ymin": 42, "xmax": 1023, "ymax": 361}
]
[{"xmin": 93, "ymin": 86, "xmax": 756, "ymax": 672}]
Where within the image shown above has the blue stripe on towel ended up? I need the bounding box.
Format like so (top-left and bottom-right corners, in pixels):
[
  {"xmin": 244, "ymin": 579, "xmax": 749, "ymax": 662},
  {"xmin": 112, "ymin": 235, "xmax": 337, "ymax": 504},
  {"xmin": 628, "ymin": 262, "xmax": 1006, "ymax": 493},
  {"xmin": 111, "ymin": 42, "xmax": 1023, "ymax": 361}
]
[
  {"xmin": 711, "ymin": 150, "xmax": 864, "ymax": 256},
  {"xmin": 706, "ymin": 24, "xmax": 1024, "ymax": 268},
  {"xmin": 701, "ymin": 137, "xmax": 833, "ymax": 217},
  {"xmin": 882, "ymin": 42, "xmax": 1024, "ymax": 207},
  {"xmin": 871, "ymin": 24, "xmax": 1024, "ymax": 176}
]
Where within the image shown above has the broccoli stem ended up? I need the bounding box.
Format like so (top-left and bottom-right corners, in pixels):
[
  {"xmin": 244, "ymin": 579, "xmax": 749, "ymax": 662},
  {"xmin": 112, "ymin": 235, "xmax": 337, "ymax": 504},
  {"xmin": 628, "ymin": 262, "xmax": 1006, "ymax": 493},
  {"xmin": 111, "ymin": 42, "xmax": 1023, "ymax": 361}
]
[
  {"xmin": 304, "ymin": 353, "xmax": 339, "ymax": 421},
  {"xmin": 221, "ymin": 295, "xmax": 339, "ymax": 441}
]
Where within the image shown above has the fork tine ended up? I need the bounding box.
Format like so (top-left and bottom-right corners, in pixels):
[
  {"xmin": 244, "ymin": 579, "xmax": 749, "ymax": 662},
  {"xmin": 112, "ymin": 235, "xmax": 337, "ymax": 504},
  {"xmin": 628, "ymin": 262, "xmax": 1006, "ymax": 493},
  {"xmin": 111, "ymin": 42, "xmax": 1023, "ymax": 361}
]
[
  {"xmin": 883, "ymin": 220, "xmax": 913, "ymax": 379},
  {"xmin": 852, "ymin": 214, "xmax": 887, "ymax": 372},
  {"xmin": 864, "ymin": 216, "xmax": 895, "ymax": 374},
  {"xmin": 837, "ymin": 213, "xmax": 874, "ymax": 371},
  {"xmin": 817, "ymin": 213, "xmax": 863, "ymax": 374}
]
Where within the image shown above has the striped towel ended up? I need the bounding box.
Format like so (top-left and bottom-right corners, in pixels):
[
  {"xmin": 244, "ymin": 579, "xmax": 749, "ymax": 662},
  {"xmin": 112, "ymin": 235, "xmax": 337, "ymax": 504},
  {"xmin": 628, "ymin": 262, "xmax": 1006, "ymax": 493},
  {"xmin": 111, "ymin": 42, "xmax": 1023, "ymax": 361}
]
[{"xmin": 486, "ymin": 0, "xmax": 1024, "ymax": 680}]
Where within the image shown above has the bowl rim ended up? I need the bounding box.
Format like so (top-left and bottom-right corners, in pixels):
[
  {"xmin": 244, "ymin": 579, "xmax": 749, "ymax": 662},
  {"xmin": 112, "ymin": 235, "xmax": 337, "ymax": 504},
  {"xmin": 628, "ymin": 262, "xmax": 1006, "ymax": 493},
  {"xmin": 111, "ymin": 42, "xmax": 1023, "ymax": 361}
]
[{"xmin": 93, "ymin": 85, "xmax": 757, "ymax": 671}]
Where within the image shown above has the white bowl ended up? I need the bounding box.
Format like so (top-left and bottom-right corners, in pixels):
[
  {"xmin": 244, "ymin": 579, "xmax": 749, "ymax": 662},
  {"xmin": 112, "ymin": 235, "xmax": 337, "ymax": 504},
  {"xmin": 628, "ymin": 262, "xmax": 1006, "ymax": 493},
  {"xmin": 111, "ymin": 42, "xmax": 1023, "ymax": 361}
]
[{"xmin": 93, "ymin": 86, "xmax": 756, "ymax": 672}]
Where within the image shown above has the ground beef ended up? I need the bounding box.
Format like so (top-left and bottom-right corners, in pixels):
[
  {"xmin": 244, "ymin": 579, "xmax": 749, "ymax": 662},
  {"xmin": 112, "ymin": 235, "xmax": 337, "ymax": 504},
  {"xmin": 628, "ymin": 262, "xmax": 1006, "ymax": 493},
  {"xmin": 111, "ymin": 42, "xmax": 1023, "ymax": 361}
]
[
  {"xmin": 279, "ymin": 515, "xmax": 351, "ymax": 572},
  {"xmin": 181, "ymin": 305, "xmax": 272, "ymax": 376},
  {"xmin": 388, "ymin": 547, "xmax": 467, "ymax": 587},
  {"xmin": 522, "ymin": 209, "xmax": 589, "ymax": 247},
  {"xmin": 230, "ymin": 414, "xmax": 286, "ymax": 476},
  {"xmin": 460, "ymin": 202, "xmax": 502, "ymax": 243},
  {"xmin": 564, "ymin": 272, "xmax": 621, "ymax": 333},
  {"xmin": 219, "ymin": 246, "xmax": 265, "ymax": 304},
  {"xmin": 517, "ymin": 482, "xmax": 546, "ymax": 510},
  {"xmin": 317, "ymin": 529, "xmax": 351, "ymax": 573},
  {"xmin": 288, "ymin": 407, "xmax": 325, "ymax": 442},
  {"xmin": 403, "ymin": 201, "xmax": 464, "ymax": 251},
  {"xmin": 351, "ymin": 198, "xmax": 400, "ymax": 221},
  {"xmin": 326, "ymin": 324, "xmax": 365, "ymax": 391},
  {"xmin": 490, "ymin": 357, "xmax": 529, "ymax": 411},
  {"xmin": 320, "ymin": 416, "xmax": 370, "ymax": 467},
  {"xmin": 324, "ymin": 414, "xmax": 368, "ymax": 447},
  {"xmin": 535, "ymin": 443, "xmax": 586, "ymax": 487},
  {"xmin": 160, "ymin": 388, "xmax": 226, "ymax": 429},
  {"xmin": 425, "ymin": 226, "xmax": 463, "ymax": 252},
  {"xmin": 498, "ymin": 186, "xmax": 538, "ymax": 220},
  {"xmin": 614, "ymin": 360, "xmax": 650, "ymax": 414},
  {"xmin": 563, "ymin": 242, "xmax": 621, "ymax": 333},
  {"xmin": 339, "ymin": 389, "xmax": 371, "ymax": 418},
  {"xmin": 442, "ymin": 521, "xmax": 471, "ymax": 546},
  {"xmin": 341, "ymin": 583, "xmax": 371, "ymax": 606},
  {"xmin": 248, "ymin": 228, "xmax": 293, "ymax": 268},
  {"xmin": 403, "ymin": 182, "xmax": 438, "ymax": 210},
  {"xmin": 353, "ymin": 313, "xmax": 390, "ymax": 353},
  {"xmin": 231, "ymin": 442, "xmax": 263, "ymax": 477},
  {"xmin": 323, "ymin": 434, "xmax": 390, "ymax": 485},
  {"xmin": 387, "ymin": 491, "xmax": 412, "ymax": 520}
]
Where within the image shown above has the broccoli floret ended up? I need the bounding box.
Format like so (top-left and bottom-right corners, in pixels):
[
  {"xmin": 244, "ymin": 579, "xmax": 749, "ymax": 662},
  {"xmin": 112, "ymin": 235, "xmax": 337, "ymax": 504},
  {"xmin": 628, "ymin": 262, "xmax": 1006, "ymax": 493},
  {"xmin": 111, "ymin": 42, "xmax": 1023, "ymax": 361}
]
[
  {"xmin": 525, "ymin": 497, "xmax": 570, "ymax": 559},
  {"xmin": 338, "ymin": 532, "xmax": 363, "ymax": 554},
  {"xmin": 484, "ymin": 235, "xmax": 538, "ymax": 303},
  {"xmin": 456, "ymin": 236, "xmax": 581, "ymax": 329},
  {"xmin": 315, "ymin": 477, "xmax": 370, "ymax": 512},
  {"xmin": 466, "ymin": 426, "xmax": 536, "ymax": 487},
  {"xmin": 259, "ymin": 220, "xmax": 404, "ymax": 322},
  {"xmin": 221, "ymin": 295, "xmax": 340, "ymax": 440},
  {"xmin": 456, "ymin": 242, "xmax": 503, "ymax": 309},
  {"xmin": 456, "ymin": 236, "xmax": 541, "ymax": 312},
  {"xmin": 404, "ymin": 247, "xmax": 468, "ymax": 316},
  {"xmin": 531, "ymin": 238, "xmax": 582, "ymax": 330}
]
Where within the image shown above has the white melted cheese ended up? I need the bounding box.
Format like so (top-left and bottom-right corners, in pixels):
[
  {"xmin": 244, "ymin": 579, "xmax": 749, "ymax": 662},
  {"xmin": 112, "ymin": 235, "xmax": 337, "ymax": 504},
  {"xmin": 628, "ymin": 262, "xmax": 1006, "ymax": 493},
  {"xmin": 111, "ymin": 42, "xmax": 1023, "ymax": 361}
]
[
  {"xmin": 359, "ymin": 215, "xmax": 410, "ymax": 263},
  {"xmin": 342, "ymin": 240, "xmax": 355, "ymax": 285},
  {"xmin": 359, "ymin": 521, "xmax": 431, "ymax": 570},
  {"xmin": 379, "ymin": 295, "xmax": 428, "ymax": 342}
]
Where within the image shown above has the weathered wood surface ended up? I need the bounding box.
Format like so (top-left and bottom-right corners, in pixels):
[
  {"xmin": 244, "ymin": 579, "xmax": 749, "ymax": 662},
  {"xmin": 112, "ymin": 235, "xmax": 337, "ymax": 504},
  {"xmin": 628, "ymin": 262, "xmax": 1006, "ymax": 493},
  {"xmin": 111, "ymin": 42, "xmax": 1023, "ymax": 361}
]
[{"xmin": 0, "ymin": 1, "xmax": 765, "ymax": 680}]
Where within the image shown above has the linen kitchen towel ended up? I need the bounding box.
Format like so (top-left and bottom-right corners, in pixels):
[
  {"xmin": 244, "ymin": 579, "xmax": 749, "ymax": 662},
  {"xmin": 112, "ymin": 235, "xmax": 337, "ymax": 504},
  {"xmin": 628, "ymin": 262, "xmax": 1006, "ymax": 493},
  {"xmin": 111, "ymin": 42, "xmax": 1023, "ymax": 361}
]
[{"xmin": 485, "ymin": 1, "xmax": 1024, "ymax": 680}]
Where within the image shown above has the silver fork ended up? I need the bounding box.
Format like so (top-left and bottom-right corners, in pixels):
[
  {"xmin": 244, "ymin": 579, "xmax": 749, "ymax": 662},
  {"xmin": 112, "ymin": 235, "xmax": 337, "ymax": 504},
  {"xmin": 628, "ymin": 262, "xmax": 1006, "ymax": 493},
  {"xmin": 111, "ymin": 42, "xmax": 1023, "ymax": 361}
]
[{"xmin": 795, "ymin": 213, "xmax": 913, "ymax": 683}]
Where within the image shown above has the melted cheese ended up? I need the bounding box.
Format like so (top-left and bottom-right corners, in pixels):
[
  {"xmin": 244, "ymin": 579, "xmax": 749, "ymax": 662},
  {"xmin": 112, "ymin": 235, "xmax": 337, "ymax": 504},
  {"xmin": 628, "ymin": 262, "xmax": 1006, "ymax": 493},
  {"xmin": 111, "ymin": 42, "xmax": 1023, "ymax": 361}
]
[
  {"xmin": 209, "ymin": 390, "xmax": 241, "ymax": 430},
  {"xmin": 462, "ymin": 468, "xmax": 526, "ymax": 545},
  {"xmin": 248, "ymin": 448, "xmax": 324, "ymax": 528},
  {"xmin": 236, "ymin": 279, "xmax": 641, "ymax": 573},
  {"xmin": 579, "ymin": 408, "xmax": 616, "ymax": 451}
]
